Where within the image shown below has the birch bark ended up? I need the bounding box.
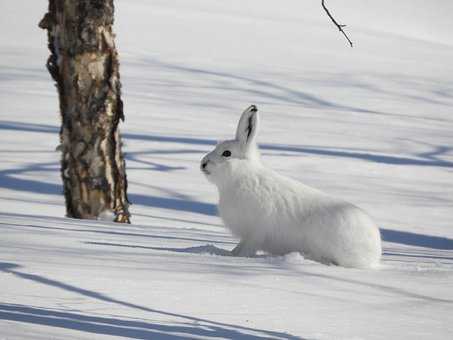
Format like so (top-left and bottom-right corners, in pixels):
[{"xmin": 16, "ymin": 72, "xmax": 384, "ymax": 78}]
[{"xmin": 39, "ymin": 0, "xmax": 130, "ymax": 223}]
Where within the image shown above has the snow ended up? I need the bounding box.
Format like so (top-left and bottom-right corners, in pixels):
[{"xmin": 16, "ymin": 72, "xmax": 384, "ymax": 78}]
[{"xmin": 1, "ymin": 0, "xmax": 453, "ymax": 339}]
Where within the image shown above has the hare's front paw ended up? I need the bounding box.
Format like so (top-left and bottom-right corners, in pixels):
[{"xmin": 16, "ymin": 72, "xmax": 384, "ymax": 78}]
[{"xmin": 231, "ymin": 240, "xmax": 257, "ymax": 257}]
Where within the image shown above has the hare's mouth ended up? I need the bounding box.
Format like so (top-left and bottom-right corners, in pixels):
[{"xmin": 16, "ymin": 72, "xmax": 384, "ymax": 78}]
[{"xmin": 201, "ymin": 168, "xmax": 211, "ymax": 175}]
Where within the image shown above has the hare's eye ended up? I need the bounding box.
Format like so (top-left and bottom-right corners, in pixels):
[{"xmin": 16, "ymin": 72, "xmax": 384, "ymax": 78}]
[{"xmin": 222, "ymin": 150, "xmax": 232, "ymax": 157}]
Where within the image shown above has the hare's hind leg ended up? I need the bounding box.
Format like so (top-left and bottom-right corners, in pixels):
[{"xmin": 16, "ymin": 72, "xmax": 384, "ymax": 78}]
[{"xmin": 231, "ymin": 239, "xmax": 257, "ymax": 257}]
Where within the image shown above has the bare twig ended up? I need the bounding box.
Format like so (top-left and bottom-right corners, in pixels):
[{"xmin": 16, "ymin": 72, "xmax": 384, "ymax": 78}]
[{"xmin": 321, "ymin": 0, "xmax": 353, "ymax": 47}]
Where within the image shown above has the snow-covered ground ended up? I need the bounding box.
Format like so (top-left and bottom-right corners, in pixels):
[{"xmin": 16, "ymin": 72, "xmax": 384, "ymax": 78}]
[{"xmin": 1, "ymin": 0, "xmax": 452, "ymax": 339}]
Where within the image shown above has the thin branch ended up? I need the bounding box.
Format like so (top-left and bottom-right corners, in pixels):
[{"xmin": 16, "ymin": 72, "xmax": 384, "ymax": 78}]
[{"xmin": 321, "ymin": 0, "xmax": 353, "ymax": 47}]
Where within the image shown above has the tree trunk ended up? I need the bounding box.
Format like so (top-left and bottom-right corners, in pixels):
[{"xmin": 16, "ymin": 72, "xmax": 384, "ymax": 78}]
[{"xmin": 39, "ymin": 0, "xmax": 130, "ymax": 223}]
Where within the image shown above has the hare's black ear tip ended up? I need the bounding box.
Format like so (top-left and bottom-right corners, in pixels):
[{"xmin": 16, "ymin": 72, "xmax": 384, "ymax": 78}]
[{"xmin": 250, "ymin": 105, "xmax": 258, "ymax": 112}]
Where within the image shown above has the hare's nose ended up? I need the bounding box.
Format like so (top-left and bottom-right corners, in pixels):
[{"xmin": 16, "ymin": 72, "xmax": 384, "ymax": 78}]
[{"xmin": 200, "ymin": 155, "xmax": 211, "ymax": 172}]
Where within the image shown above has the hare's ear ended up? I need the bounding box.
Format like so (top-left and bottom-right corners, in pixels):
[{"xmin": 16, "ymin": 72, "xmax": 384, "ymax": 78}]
[{"xmin": 235, "ymin": 105, "xmax": 259, "ymax": 147}]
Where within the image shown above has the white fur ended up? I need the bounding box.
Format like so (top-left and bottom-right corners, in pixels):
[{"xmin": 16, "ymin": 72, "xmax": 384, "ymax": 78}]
[{"xmin": 201, "ymin": 105, "xmax": 381, "ymax": 268}]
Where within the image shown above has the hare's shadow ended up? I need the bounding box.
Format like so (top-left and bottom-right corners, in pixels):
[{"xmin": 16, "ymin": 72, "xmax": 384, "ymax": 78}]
[
  {"xmin": 84, "ymin": 241, "xmax": 233, "ymax": 256},
  {"xmin": 84, "ymin": 241, "xmax": 273, "ymax": 258}
]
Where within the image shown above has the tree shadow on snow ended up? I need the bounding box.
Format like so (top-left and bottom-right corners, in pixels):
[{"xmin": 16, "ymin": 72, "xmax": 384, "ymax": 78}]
[
  {"xmin": 1, "ymin": 303, "xmax": 292, "ymax": 340},
  {"xmin": 381, "ymin": 228, "xmax": 453, "ymax": 250},
  {"xmin": 1, "ymin": 120, "xmax": 452, "ymax": 168},
  {"xmin": 0, "ymin": 161, "xmax": 217, "ymax": 217},
  {"xmin": 130, "ymin": 193, "xmax": 217, "ymax": 216},
  {"xmin": 0, "ymin": 221, "xmax": 233, "ymax": 246},
  {"xmin": 131, "ymin": 58, "xmax": 453, "ymax": 119},
  {"xmin": 0, "ymin": 262, "xmax": 300, "ymax": 340}
]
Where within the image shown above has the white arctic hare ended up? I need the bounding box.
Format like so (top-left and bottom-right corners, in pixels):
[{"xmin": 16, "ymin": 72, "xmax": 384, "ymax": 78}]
[{"xmin": 201, "ymin": 105, "xmax": 381, "ymax": 268}]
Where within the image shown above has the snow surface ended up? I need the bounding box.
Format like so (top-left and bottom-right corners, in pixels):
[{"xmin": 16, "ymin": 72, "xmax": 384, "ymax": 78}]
[{"xmin": 1, "ymin": 0, "xmax": 453, "ymax": 339}]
